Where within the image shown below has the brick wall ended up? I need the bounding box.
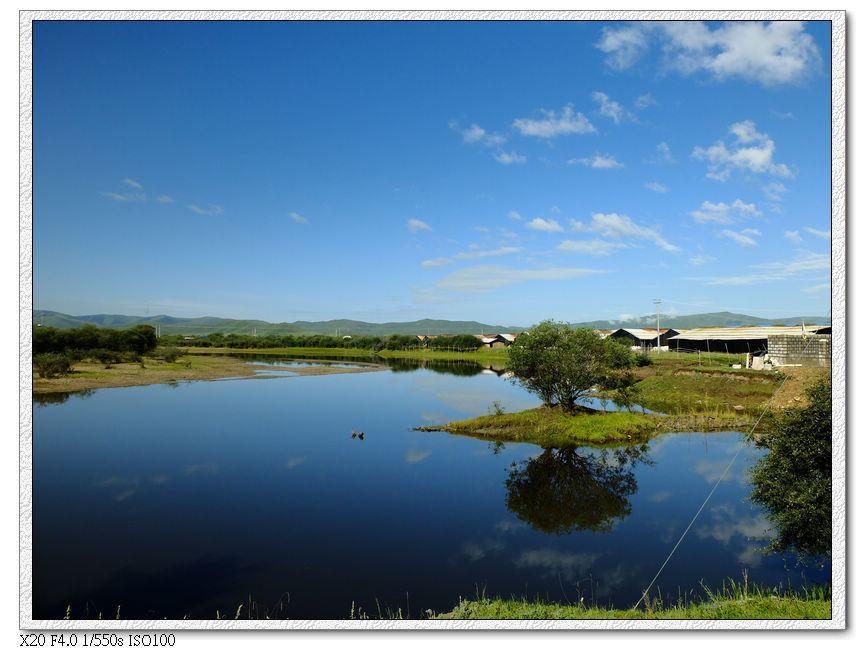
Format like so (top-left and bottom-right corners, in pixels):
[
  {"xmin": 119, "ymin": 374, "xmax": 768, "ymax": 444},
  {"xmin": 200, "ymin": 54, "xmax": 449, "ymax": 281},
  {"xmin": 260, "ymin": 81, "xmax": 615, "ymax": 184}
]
[{"xmin": 767, "ymin": 334, "xmax": 831, "ymax": 367}]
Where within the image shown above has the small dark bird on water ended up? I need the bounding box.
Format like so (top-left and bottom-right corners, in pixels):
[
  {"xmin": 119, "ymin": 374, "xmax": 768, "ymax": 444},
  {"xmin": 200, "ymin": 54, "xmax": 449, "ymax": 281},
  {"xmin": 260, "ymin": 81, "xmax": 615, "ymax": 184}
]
[
  {"xmin": 351, "ymin": 430, "xmax": 357, "ymax": 439},
  {"xmin": 358, "ymin": 432, "xmax": 364, "ymax": 440}
]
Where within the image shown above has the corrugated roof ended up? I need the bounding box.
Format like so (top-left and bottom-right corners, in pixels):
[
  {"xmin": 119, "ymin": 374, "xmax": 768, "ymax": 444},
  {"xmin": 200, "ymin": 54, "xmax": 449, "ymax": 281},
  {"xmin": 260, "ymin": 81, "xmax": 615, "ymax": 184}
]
[
  {"xmin": 668, "ymin": 325, "xmax": 824, "ymax": 341},
  {"xmin": 612, "ymin": 328, "xmax": 671, "ymax": 340}
]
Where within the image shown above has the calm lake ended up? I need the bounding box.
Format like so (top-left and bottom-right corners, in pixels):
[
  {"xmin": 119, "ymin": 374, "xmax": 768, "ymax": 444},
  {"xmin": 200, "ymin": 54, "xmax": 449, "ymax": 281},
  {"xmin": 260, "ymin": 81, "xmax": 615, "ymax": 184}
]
[{"xmin": 32, "ymin": 358, "xmax": 829, "ymax": 619}]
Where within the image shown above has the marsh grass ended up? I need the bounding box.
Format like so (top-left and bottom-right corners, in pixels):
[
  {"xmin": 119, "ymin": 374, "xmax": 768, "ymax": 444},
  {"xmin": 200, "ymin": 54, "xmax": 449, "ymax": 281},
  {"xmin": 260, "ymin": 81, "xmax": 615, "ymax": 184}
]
[
  {"xmin": 429, "ymin": 405, "xmax": 658, "ymax": 446},
  {"xmin": 616, "ymin": 365, "xmax": 780, "ymax": 418},
  {"xmin": 439, "ymin": 579, "xmax": 831, "ymax": 620}
]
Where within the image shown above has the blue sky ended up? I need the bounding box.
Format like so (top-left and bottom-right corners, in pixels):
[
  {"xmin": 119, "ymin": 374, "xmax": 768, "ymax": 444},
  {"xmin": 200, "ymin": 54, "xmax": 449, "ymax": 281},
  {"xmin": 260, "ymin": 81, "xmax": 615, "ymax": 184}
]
[{"xmin": 32, "ymin": 18, "xmax": 835, "ymax": 326}]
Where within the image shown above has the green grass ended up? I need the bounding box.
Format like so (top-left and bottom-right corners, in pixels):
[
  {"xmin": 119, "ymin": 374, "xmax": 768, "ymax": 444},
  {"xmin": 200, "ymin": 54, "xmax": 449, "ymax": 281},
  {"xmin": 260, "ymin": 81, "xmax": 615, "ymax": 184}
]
[
  {"xmin": 438, "ymin": 581, "xmax": 831, "ymax": 620},
  {"xmin": 627, "ymin": 365, "xmax": 780, "ymax": 417},
  {"xmin": 426, "ymin": 405, "xmax": 658, "ymax": 446}
]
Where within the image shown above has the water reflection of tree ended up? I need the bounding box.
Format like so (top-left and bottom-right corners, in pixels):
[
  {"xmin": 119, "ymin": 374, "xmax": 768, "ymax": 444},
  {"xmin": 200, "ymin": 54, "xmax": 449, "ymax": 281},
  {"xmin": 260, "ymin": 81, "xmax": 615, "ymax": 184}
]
[
  {"xmin": 505, "ymin": 444, "xmax": 652, "ymax": 535},
  {"xmin": 384, "ymin": 358, "xmax": 485, "ymax": 376},
  {"xmin": 33, "ymin": 389, "xmax": 96, "ymax": 407}
]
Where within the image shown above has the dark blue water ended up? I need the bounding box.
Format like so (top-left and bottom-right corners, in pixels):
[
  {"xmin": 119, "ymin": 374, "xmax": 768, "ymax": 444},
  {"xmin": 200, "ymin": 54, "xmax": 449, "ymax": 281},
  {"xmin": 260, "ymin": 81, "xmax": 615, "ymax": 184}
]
[{"xmin": 32, "ymin": 366, "xmax": 829, "ymax": 619}]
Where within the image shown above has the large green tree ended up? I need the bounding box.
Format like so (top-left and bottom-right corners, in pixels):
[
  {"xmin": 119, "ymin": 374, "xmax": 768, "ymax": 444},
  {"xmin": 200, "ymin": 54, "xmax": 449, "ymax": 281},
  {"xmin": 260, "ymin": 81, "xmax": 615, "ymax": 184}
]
[
  {"xmin": 749, "ymin": 374, "xmax": 832, "ymax": 565},
  {"xmin": 506, "ymin": 321, "xmax": 636, "ymax": 413}
]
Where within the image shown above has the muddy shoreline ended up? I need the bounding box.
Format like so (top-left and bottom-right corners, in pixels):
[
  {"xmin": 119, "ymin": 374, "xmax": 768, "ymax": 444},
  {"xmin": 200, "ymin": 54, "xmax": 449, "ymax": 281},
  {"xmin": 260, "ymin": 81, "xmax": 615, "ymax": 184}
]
[{"xmin": 32, "ymin": 355, "xmax": 388, "ymax": 395}]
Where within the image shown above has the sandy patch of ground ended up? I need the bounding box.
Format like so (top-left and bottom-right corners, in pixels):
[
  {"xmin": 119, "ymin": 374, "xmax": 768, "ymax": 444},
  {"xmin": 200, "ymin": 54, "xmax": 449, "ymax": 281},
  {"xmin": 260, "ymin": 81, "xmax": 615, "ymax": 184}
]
[
  {"xmin": 32, "ymin": 356, "xmax": 387, "ymax": 394},
  {"xmin": 769, "ymin": 365, "xmax": 831, "ymax": 411}
]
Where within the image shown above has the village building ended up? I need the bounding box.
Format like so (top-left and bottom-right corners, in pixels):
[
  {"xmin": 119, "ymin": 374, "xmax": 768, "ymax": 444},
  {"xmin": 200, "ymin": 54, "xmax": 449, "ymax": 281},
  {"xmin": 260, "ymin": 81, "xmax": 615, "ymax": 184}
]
[
  {"xmin": 473, "ymin": 333, "xmax": 516, "ymax": 348},
  {"xmin": 667, "ymin": 324, "xmax": 831, "ymax": 359},
  {"xmin": 608, "ymin": 328, "xmax": 681, "ymax": 350}
]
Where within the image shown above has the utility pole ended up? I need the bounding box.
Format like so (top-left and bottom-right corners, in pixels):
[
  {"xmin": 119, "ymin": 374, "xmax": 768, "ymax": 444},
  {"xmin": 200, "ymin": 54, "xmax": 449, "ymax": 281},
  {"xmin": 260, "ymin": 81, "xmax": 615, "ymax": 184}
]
[{"xmin": 653, "ymin": 298, "xmax": 661, "ymax": 354}]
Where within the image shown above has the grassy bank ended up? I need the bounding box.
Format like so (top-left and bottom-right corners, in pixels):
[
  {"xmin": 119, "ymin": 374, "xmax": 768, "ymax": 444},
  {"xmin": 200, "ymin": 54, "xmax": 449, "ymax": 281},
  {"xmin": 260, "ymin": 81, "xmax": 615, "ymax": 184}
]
[
  {"xmin": 437, "ymin": 581, "xmax": 831, "ymax": 620},
  {"xmin": 57, "ymin": 580, "xmax": 830, "ymax": 621},
  {"xmin": 418, "ymin": 405, "xmax": 659, "ymax": 445}
]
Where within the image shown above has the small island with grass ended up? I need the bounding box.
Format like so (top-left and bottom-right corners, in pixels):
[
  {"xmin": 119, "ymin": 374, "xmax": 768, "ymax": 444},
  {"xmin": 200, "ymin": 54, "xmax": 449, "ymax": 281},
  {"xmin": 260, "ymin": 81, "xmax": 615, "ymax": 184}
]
[{"xmin": 416, "ymin": 320, "xmax": 774, "ymax": 445}]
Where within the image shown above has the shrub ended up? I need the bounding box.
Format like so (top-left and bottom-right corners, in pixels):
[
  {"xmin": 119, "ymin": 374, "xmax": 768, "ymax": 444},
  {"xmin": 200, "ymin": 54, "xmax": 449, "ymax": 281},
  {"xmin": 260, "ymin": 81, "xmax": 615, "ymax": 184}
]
[
  {"xmin": 90, "ymin": 348, "xmax": 120, "ymax": 368},
  {"xmin": 749, "ymin": 374, "xmax": 831, "ymax": 565},
  {"xmin": 161, "ymin": 346, "xmax": 182, "ymax": 364},
  {"xmin": 33, "ymin": 352, "xmax": 72, "ymax": 378}
]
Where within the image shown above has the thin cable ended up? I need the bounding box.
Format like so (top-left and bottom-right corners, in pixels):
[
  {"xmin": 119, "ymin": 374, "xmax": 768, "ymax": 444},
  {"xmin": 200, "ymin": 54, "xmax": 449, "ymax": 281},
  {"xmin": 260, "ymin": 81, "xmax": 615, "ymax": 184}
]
[{"xmin": 632, "ymin": 332, "xmax": 822, "ymax": 610}]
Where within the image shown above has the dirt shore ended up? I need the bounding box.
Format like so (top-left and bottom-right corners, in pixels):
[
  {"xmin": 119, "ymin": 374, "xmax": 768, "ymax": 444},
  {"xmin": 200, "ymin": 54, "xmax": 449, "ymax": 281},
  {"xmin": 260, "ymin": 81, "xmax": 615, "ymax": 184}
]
[
  {"xmin": 32, "ymin": 355, "xmax": 387, "ymax": 395},
  {"xmin": 770, "ymin": 365, "xmax": 831, "ymax": 410}
]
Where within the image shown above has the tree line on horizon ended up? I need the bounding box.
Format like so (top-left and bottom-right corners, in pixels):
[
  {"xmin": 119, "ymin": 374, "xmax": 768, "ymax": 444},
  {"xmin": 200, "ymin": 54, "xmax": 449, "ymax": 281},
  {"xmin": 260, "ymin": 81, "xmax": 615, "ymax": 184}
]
[{"xmin": 161, "ymin": 331, "xmax": 485, "ymax": 352}]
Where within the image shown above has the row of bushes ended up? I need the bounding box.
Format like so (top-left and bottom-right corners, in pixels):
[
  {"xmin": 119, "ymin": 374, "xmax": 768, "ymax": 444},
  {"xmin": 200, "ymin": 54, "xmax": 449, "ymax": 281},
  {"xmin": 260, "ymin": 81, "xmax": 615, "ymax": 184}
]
[
  {"xmin": 34, "ymin": 324, "xmax": 158, "ymax": 356},
  {"xmin": 162, "ymin": 332, "xmax": 485, "ymax": 352},
  {"xmin": 33, "ymin": 346, "xmax": 183, "ymax": 378}
]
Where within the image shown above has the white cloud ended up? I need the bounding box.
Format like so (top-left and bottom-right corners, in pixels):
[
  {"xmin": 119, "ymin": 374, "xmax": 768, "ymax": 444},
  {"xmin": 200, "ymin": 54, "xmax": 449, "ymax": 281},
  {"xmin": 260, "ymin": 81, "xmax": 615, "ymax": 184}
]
[
  {"xmin": 557, "ymin": 239, "xmax": 628, "ymax": 256},
  {"xmin": 693, "ymin": 250, "xmax": 829, "ymax": 285},
  {"xmin": 525, "ymin": 217, "xmax": 563, "ymax": 233},
  {"xmin": 473, "ymin": 226, "xmax": 490, "ymax": 233},
  {"xmin": 763, "ymin": 181, "xmax": 788, "ymax": 201},
  {"xmin": 570, "ymin": 212, "xmax": 680, "ymax": 252},
  {"xmin": 803, "ymin": 283, "xmax": 830, "ymax": 294},
  {"xmin": 784, "ymin": 230, "xmax": 803, "ymax": 244},
  {"xmin": 122, "ymin": 178, "xmax": 143, "ymax": 190},
  {"xmin": 550, "ymin": 205, "xmax": 561, "ymax": 214},
  {"xmin": 422, "ymin": 246, "xmax": 522, "ymax": 268},
  {"xmin": 653, "ymin": 141, "xmax": 675, "ymax": 164},
  {"xmin": 155, "ymin": 195, "xmax": 174, "ymax": 203},
  {"xmin": 591, "ymin": 91, "xmax": 632, "ymax": 124},
  {"xmin": 742, "ymin": 228, "xmax": 762, "ymax": 236},
  {"xmin": 805, "ymin": 227, "xmax": 830, "ymax": 239},
  {"xmin": 645, "ymin": 182, "xmax": 668, "ymax": 193},
  {"xmin": 689, "ymin": 254, "xmax": 716, "ymax": 265},
  {"xmin": 720, "ymin": 229, "xmax": 758, "ymax": 247},
  {"xmin": 407, "ymin": 218, "xmax": 432, "ymax": 233},
  {"xmin": 635, "ymin": 93, "xmax": 657, "ymax": 109},
  {"xmin": 596, "ymin": 21, "xmax": 821, "ymax": 86},
  {"xmin": 449, "ymin": 120, "xmax": 506, "ymax": 148},
  {"xmin": 188, "ymin": 204, "xmax": 223, "ymax": 216},
  {"xmin": 512, "ymin": 104, "xmax": 596, "ymax": 138},
  {"xmin": 508, "ymin": 210, "xmax": 522, "ymax": 220},
  {"xmin": 102, "ymin": 187, "xmax": 146, "ymax": 202},
  {"xmin": 595, "ymin": 23, "xmax": 651, "ymax": 71},
  {"xmin": 568, "ymin": 154, "xmax": 624, "ymax": 169},
  {"xmin": 690, "ymin": 199, "xmax": 761, "ymax": 224},
  {"xmin": 288, "ymin": 211, "xmax": 309, "ymax": 224},
  {"xmin": 494, "ymin": 150, "xmax": 526, "ymax": 165},
  {"xmin": 434, "ymin": 264, "xmax": 607, "ymax": 294},
  {"xmin": 770, "ymin": 109, "xmax": 795, "ymax": 120},
  {"xmin": 693, "ymin": 120, "xmax": 794, "ymax": 181},
  {"xmin": 420, "ymin": 257, "xmax": 453, "ymax": 269}
]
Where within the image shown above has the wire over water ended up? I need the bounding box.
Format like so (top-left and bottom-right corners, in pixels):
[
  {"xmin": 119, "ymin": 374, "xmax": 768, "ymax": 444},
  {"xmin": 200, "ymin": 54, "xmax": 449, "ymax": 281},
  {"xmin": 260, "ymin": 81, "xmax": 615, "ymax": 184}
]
[{"xmin": 631, "ymin": 332, "xmax": 825, "ymax": 610}]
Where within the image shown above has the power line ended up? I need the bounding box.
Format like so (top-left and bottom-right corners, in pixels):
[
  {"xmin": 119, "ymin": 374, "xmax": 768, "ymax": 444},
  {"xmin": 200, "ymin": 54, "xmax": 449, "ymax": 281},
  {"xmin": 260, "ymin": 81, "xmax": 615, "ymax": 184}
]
[{"xmin": 632, "ymin": 332, "xmax": 825, "ymax": 610}]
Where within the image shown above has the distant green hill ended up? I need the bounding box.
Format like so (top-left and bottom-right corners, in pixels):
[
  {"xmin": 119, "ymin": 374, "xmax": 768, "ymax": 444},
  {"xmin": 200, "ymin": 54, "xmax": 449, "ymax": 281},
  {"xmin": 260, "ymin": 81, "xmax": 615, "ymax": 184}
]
[
  {"xmin": 32, "ymin": 311, "xmax": 312, "ymax": 336},
  {"xmin": 32, "ymin": 311, "xmax": 525, "ymax": 337},
  {"xmin": 33, "ymin": 309, "xmax": 829, "ymax": 337},
  {"xmin": 570, "ymin": 311, "xmax": 830, "ymax": 330},
  {"xmin": 291, "ymin": 318, "xmax": 524, "ymax": 336}
]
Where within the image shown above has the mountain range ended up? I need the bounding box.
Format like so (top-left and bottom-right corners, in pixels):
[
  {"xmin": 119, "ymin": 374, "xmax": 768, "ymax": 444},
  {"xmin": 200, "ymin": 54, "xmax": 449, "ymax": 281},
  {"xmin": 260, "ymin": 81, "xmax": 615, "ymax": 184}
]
[{"xmin": 33, "ymin": 310, "xmax": 830, "ymax": 337}]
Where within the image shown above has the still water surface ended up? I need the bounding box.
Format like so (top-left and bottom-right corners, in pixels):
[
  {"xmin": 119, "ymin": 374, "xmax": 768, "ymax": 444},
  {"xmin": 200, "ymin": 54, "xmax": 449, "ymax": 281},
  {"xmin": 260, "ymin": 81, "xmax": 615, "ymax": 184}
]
[{"xmin": 33, "ymin": 361, "xmax": 829, "ymax": 619}]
